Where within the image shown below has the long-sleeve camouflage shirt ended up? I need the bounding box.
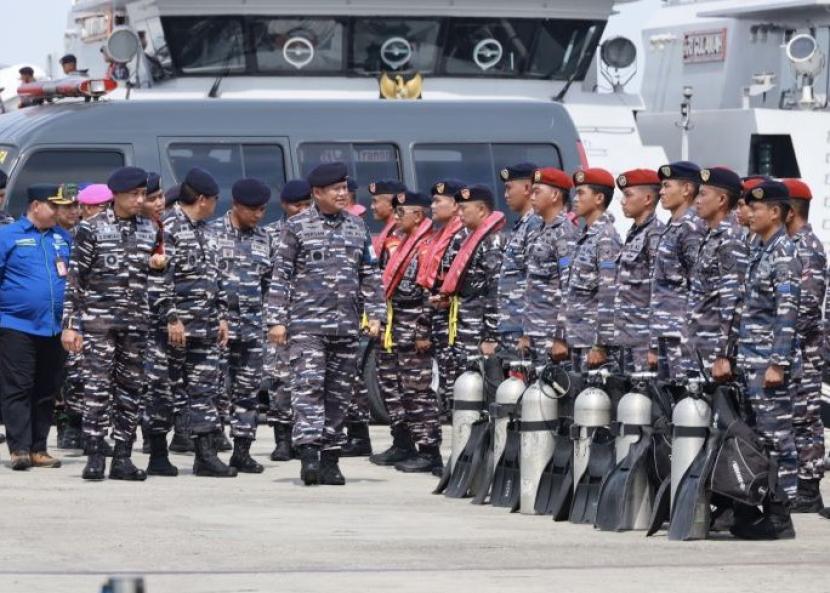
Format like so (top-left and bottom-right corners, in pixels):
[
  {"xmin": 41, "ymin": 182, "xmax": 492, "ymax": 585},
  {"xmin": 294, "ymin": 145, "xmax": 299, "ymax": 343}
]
[
  {"xmin": 266, "ymin": 204, "xmax": 383, "ymax": 336},
  {"xmin": 454, "ymin": 228, "xmax": 505, "ymax": 345},
  {"xmin": 155, "ymin": 203, "xmax": 227, "ymax": 340},
  {"xmin": 63, "ymin": 207, "xmax": 161, "ymax": 334},
  {"xmin": 563, "ymin": 211, "xmax": 621, "ymax": 348},
  {"xmin": 614, "ymin": 213, "xmax": 664, "ymax": 348},
  {"xmin": 210, "ymin": 212, "xmax": 273, "ymax": 343},
  {"xmin": 522, "ymin": 213, "xmax": 577, "ymax": 347},
  {"xmin": 687, "ymin": 218, "xmax": 749, "ymax": 361},
  {"xmin": 386, "ymin": 244, "xmax": 433, "ymax": 349},
  {"xmin": 791, "ymin": 223, "xmax": 826, "ymax": 340},
  {"xmin": 737, "ymin": 226, "xmax": 801, "ymax": 369},
  {"xmin": 497, "ymin": 210, "xmax": 542, "ymax": 335},
  {"xmin": 649, "ymin": 206, "xmax": 705, "ymax": 345}
]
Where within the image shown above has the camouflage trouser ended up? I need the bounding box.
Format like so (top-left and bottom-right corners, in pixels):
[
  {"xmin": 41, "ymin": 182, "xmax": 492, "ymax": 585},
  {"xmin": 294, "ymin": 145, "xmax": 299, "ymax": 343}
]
[
  {"xmin": 265, "ymin": 341, "xmax": 292, "ymax": 426},
  {"xmin": 226, "ymin": 338, "xmax": 262, "ymax": 440},
  {"xmin": 433, "ymin": 311, "xmax": 462, "ymax": 410},
  {"xmin": 346, "ymin": 339, "xmax": 372, "ymax": 424},
  {"xmin": 289, "ymin": 333, "xmax": 358, "ymax": 450},
  {"xmin": 793, "ymin": 334, "xmax": 826, "ymax": 480},
  {"xmin": 216, "ymin": 351, "xmax": 232, "ymax": 424},
  {"xmin": 656, "ymin": 337, "xmax": 692, "ymax": 381},
  {"xmin": 167, "ymin": 337, "xmax": 223, "ymax": 436},
  {"xmin": 744, "ymin": 365, "xmax": 798, "ymax": 499},
  {"xmin": 62, "ymin": 352, "xmax": 85, "ymax": 418},
  {"xmin": 377, "ymin": 347, "xmax": 440, "ymax": 447},
  {"xmin": 82, "ymin": 328, "xmax": 147, "ymax": 443},
  {"xmin": 619, "ymin": 345, "xmax": 650, "ymax": 374},
  {"xmin": 143, "ymin": 327, "xmax": 176, "ymax": 435}
]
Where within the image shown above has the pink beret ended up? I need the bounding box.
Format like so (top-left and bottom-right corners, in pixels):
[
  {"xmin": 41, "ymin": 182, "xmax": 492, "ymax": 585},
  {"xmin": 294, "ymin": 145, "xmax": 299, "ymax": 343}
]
[{"xmin": 78, "ymin": 184, "xmax": 113, "ymax": 205}]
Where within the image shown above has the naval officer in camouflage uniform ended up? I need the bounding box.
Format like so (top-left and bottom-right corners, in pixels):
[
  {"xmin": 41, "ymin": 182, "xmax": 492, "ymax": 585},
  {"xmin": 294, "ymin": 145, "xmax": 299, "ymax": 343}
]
[
  {"xmin": 687, "ymin": 167, "xmax": 749, "ymax": 378},
  {"xmin": 157, "ymin": 168, "xmax": 236, "ymax": 478},
  {"xmin": 267, "ymin": 162, "xmax": 383, "ymax": 486},
  {"xmin": 732, "ymin": 180, "xmax": 800, "ymax": 540},
  {"xmin": 558, "ymin": 168, "xmax": 621, "ymax": 370},
  {"xmin": 519, "ymin": 167, "xmax": 577, "ymax": 363},
  {"xmin": 62, "ymin": 166, "xmax": 165, "ymax": 481},
  {"xmin": 782, "ymin": 178, "xmax": 827, "ymax": 513},
  {"xmin": 612, "ymin": 169, "xmax": 664, "ymax": 372},
  {"xmin": 264, "ymin": 180, "xmax": 313, "ymax": 461},
  {"xmin": 211, "ymin": 178, "xmax": 274, "ymax": 474}
]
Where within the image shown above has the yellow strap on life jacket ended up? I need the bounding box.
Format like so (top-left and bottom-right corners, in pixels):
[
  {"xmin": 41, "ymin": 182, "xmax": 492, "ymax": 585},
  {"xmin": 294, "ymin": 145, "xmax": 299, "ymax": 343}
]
[
  {"xmin": 448, "ymin": 295, "xmax": 459, "ymax": 346},
  {"xmin": 361, "ymin": 311, "xmax": 369, "ymax": 331},
  {"xmin": 383, "ymin": 300, "xmax": 394, "ymax": 353}
]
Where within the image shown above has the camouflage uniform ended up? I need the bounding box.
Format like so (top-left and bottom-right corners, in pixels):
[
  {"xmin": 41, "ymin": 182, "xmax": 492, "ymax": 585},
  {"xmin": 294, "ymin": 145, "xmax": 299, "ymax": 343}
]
[
  {"xmin": 614, "ymin": 213, "xmax": 664, "ymax": 372},
  {"xmin": 156, "ymin": 203, "xmax": 227, "ymax": 436},
  {"xmin": 211, "ymin": 212, "xmax": 272, "ymax": 440},
  {"xmin": 497, "ymin": 211, "xmax": 542, "ymax": 349},
  {"xmin": 263, "ymin": 220, "xmax": 292, "ymax": 427},
  {"xmin": 687, "ymin": 218, "xmax": 749, "ymax": 367},
  {"xmin": 649, "ymin": 208, "xmax": 705, "ymax": 380},
  {"xmin": 737, "ymin": 227, "xmax": 801, "ymax": 499},
  {"xmin": 790, "ymin": 223, "xmax": 826, "ymax": 480},
  {"xmin": 563, "ymin": 211, "xmax": 621, "ymax": 371},
  {"xmin": 0, "ymin": 212, "xmax": 15, "ymax": 226},
  {"xmin": 522, "ymin": 213, "xmax": 578, "ymax": 362},
  {"xmin": 62, "ymin": 208, "xmax": 160, "ymax": 443},
  {"xmin": 266, "ymin": 205, "xmax": 383, "ymax": 450}
]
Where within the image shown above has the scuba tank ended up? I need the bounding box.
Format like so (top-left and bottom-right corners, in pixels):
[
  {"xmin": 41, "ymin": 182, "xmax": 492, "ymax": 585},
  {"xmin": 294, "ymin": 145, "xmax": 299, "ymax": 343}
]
[
  {"xmin": 519, "ymin": 367, "xmax": 559, "ymax": 514},
  {"xmin": 670, "ymin": 374, "xmax": 711, "ymax": 510},
  {"xmin": 449, "ymin": 358, "xmax": 485, "ymax": 473},
  {"xmin": 615, "ymin": 372, "xmax": 656, "ymax": 462},
  {"xmin": 491, "ymin": 361, "xmax": 528, "ymax": 478}
]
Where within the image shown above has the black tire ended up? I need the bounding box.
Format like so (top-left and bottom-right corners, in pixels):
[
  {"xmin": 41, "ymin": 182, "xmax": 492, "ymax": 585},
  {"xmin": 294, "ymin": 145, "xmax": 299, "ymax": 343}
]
[{"xmin": 362, "ymin": 340, "xmax": 390, "ymax": 425}]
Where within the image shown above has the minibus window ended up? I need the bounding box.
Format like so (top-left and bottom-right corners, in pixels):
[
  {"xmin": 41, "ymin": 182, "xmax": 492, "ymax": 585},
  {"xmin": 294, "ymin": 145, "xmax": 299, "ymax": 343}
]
[
  {"xmin": 492, "ymin": 143, "xmax": 561, "ymax": 171},
  {"xmin": 297, "ymin": 142, "xmax": 401, "ymax": 190}
]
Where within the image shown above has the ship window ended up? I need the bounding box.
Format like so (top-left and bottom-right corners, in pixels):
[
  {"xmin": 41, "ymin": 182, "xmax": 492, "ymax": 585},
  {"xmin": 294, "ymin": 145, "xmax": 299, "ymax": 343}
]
[
  {"xmin": 163, "ymin": 17, "xmax": 246, "ymax": 74},
  {"xmin": 528, "ymin": 21, "xmax": 602, "ymax": 79},
  {"xmin": 251, "ymin": 17, "xmax": 345, "ymax": 73},
  {"xmin": 351, "ymin": 18, "xmax": 442, "ymax": 75},
  {"xmin": 442, "ymin": 19, "xmax": 538, "ymax": 77},
  {"xmin": 748, "ymin": 134, "xmax": 801, "ymax": 178}
]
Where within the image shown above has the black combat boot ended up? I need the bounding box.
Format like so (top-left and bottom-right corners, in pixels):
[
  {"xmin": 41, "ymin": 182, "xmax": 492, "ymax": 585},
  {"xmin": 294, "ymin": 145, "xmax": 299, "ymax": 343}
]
[
  {"xmin": 213, "ymin": 426, "xmax": 232, "ymax": 452},
  {"xmin": 58, "ymin": 415, "xmax": 83, "ymax": 450},
  {"xmin": 320, "ymin": 449, "xmax": 346, "ymax": 486},
  {"xmin": 109, "ymin": 440, "xmax": 147, "ymax": 481},
  {"xmin": 193, "ymin": 434, "xmax": 238, "ymax": 477},
  {"xmin": 394, "ymin": 445, "xmax": 443, "ymax": 474},
  {"xmin": 341, "ymin": 422, "xmax": 372, "ymax": 457},
  {"xmin": 298, "ymin": 444, "xmax": 320, "ymax": 486},
  {"xmin": 169, "ymin": 412, "xmax": 194, "ymax": 453},
  {"xmin": 230, "ymin": 437, "xmax": 264, "ymax": 473},
  {"xmin": 82, "ymin": 437, "xmax": 106, "ymax": 481},
  {"xmin": 140, "ymin": 423, "xmax": 152, "ymax": 454},
  {"xmin": 730, "ymin": 491, "xmax": 795, "ymax": 540},
  {"xmin": 791, "ymin": 478, "xmax": 824, "ymax": 513},
  {"xmin": 146, "ymin": 433, "xmax": 179, "ymax": 477},
  {"xmin": 270, "ymin": 423, "xmax": 292, "ymax": 462},
  {"xmin": 369, "ymin": 424, "xmax": 415, "ymax": 466}
]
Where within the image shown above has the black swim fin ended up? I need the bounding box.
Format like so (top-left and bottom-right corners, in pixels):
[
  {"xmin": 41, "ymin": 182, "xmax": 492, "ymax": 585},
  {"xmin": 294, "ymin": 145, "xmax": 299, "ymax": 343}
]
[
  {"xmin": 490, "ymin": 420, "xmax": 521, "ymax": 509},
  {"xmin": 595, "ymin": 434, "xmax": 654, "ymax": 531},
  {"xmin": 445, "ymin": 418, "xmax": 490, "ymax": 499},
  {"xmin": 534, "ymin": 432, "xmax": 573, "ymax": 516},
  {"xmin": 646, "ymin": 476, "xmax": 671, "ymax": 536},
  {"xmin": 667, "ymin": 440, "xmax": 717, "ymax": 541},
  {"xmin": 569, "ymin": 428, "xmax": 616, "ymax": 525},
  {"xmin": 433, "ymin": 461, "xmax": 451, "ymax": 494}
]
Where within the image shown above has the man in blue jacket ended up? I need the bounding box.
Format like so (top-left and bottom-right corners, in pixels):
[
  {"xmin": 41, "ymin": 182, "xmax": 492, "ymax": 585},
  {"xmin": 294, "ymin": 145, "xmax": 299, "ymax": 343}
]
[{"xmin": 0, "ymin": 184, "xmax": 72, "ymax": 470}]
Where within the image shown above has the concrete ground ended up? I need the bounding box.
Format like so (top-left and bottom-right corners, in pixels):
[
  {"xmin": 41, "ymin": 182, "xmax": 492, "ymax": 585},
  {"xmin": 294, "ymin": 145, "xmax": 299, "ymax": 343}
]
[{"xmin": 0, "ymin": 426, "xmax": 828, "ymax": 593}]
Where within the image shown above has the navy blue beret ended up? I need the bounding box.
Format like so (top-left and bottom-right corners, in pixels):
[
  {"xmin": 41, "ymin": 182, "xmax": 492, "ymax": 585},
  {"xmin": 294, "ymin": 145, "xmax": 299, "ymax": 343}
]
[
  {"xmin": 60, "ymin": 54, "xmax": 77, "ymax": 65},
  {"xmin": 499, "ymin": 162, "xmax": 538, "ymax": 182},
  {"xmin": 658, "ymin": 161, "xmax": 701, "ymax": 182},
  {"xmin": 699, "ymin": 167, "xmax": 741, "ymax": 194},
  {"xmin": 307, "ymin": 162, "xmax": 348, "ymax": 188},
  {"xmin": 146, "ymin": 172, "xmax": 161, "ymax": 195},
  {"xmin": 431, "ymin": 179, "xmax": 465, "ymax": 198},
  {"xmin": 184, "ymin": 167, "xmax": 219, "ymax": 197},
  {"xmin": 281, "ymin": 179, "xmax": 312, "ymax": 203},
  {"xmin": 107, "ymin": 166, "xmax": 148, "ymax": 193},
  {"xmin": 394, "ymin": 190, "xmax": 431, "ymax": 209},
  {"xmin": 27, "ymin": 183, "xmax": 61, "ymax": 203},
  {"xmin": 164, "ymin": 185, "xmax": 180, "ymax": 207},
  {"xmin": 232, "ymin": 178, "xmax": 271, "ymax": 207},
  {"xmin": 347, "ymin": 178, "xmax": 358, "ymax": 193},
  {"xmin": 745, "ymin": 180, "xmax": 790, "ymax": 204},
  {"xmin": 368, "ymin": 179, "xmax": 406, "ymax": 196},
  {"xmin": 0, "ymin": 169, "xmax": 7, "ymax": 190},
  {"xmin": 455, "ymin": 184, "xmax": 494, "ymax": 209}
]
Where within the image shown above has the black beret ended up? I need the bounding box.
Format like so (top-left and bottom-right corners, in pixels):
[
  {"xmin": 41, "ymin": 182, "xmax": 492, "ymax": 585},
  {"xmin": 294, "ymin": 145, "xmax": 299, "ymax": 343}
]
[
  {"xmin": 431, "ymin": 179, "xmax": 465, "ymax": 198},
  {"xmin": 394, "ymin": 190, "xmax": 431, "ymax": 209},
  {"xmin": 499, "ymin": 162, "xmax": 538, "ymax": 182},
  {"xmin": 232, "ymin": 178, "xmax": 271, "ymax": 207},
  {"xmin": 368, "ymin": 179, "xmax": 406, "ymax": 196},
  {"xmin": 27, "ymin": 183, "xmax": 61, "ymax": 203},
  {"xmin": 658, "ymin": 161, "xmax": 701, "ymax": 182},
  {"xmin": 146, "ymin": 172, "xmax": 161, "ymax": 195},
  {"xmin": 745, "ymin": 180, "xmax": 790, "ymax": 204},
  {"xmin": 60, "ymin": 54, "xmax": 77, "ymax": 65},
  {"xmin": 454, "ymin": 184, "xmax": 494, "ymax": 209},
  {"xmin": 347, "ymin": 178, "xmax": 358, "ymax": 193},
  {"xmin": 107, "ymin": 166, "xmax": 148, "ymax": 193},
  {"xmin": 0, "ymin": 169, "xmax": 6, "ymax": 190},
  {"xmin": 164, "ymin": 185, "xmax": 180, "ymax": 207},
  {"xmin": 699, "ymin": 167, "xmax": 741, "ymax": 194},
  {"xmin": 307, "ymin": 162, "xmax": 348, "ymax": 188},
  {"xmin": 281, "ymin": 179, "xmax": 312, "ymax": 203},
  {"xmin": 183, "ymin": 167, "xmax": 219, "ymax": 197},
  {"xmin": 18, "ymin": 66, "xmax": 34, "ymax": 76}
]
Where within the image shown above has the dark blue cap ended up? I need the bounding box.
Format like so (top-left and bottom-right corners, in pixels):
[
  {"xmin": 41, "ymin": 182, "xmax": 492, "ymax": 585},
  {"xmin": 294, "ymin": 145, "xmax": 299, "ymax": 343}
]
[
  {"xmin": 27, "ymin": 183, "xmax": 61, "ymax": 203},
  {"xmin": 394, "ymin": 190, "xmax": 431, "ymax": 209},
  {"xmin": 745, "ymin": 180, "xmax": 790, "ymax": 204},
  {"xmin": 232, "ymin": 178, "xmax": 271, "ymax": 207},
  {"xmin": 107, "ymin": 166, "xmax": 148, "ymax": 193},
  {"xmin": 307, "ymin": 162, "xmax": 348, "ymax": 188},
  {"xmin": 164, "ymin": 185, "xmax": 180, "ymax": 207},
  {"xmin": 281, "ymin": 179, "xmax": 312, "ymax": 204},
  {"xmin": 347, "ymin": 178, "xmax": 358, "ymax": 193},
  {"xmin": 0, "ymin": 169, "xmax": 7, "ymax": 190},
  {"xmin": 146, "ymin": 172, "xmax": 161, "ymax": 195},
  {"xmin": 183, "ymin": 167, "xmax": 219, "ymax": 197},
  {"xmin": 431, "ymin": 179, "xmax": 465, "ymax": 198},
  {"xmin": 499, "ymin": 162, "xmax": 538, "ymax": 182},
  {"xmin": 59, "ymin": 54, "xmax": 77, "ymax": 65},
  {"xmin": 455, "ymin": 184, "xmax": 494, "ymax": 209},
  {"xmin": 699, "ymin": 166, "xmax": 741, "ymax": 194},
  {"xmin": 658, "ymin": 161, "xmax": 701, "ymax": 182},
  {"xmin": 368, "ymin": 179, "xmax": 406, "ymax": 196}
]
